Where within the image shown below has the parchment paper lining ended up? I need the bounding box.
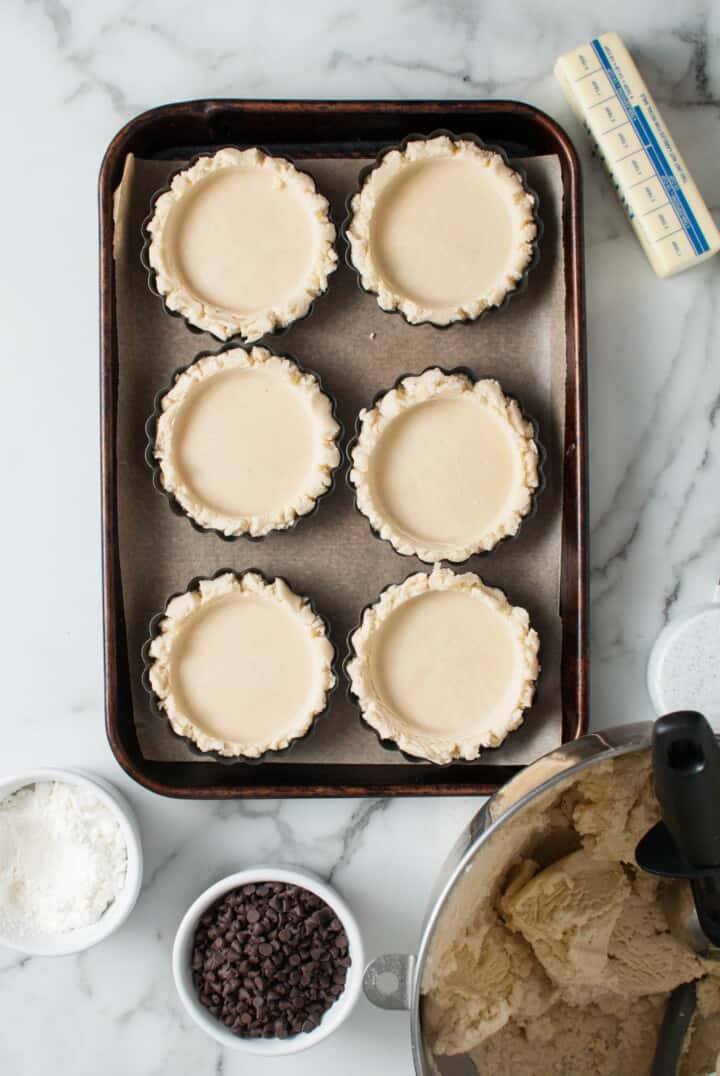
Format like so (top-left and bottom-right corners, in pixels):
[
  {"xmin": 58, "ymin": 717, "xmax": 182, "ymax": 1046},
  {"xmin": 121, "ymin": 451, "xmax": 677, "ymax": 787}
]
[{"xmin": 113, "ymin": 153, "xmax": 566, "ymax": 766}]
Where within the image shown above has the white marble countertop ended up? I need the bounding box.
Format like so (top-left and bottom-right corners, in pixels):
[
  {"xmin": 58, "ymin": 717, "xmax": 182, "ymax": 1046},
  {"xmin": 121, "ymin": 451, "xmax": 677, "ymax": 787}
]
[{"xmin": 1, "ymin": 1, "xmax": 718, "ymax": 1072}]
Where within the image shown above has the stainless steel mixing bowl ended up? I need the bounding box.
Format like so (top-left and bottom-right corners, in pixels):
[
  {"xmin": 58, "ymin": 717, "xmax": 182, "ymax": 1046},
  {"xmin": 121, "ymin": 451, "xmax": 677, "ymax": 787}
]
[{"xmin": 363, "ymin": 722, "xmax": 653, "ymax": 1074}]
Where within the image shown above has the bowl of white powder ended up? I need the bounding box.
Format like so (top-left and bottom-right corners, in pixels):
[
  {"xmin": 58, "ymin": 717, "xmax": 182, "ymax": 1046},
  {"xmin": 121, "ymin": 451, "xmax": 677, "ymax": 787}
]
[{"xmin": 0, "ymin": 769, "xmax": 142, "ymax": 955}]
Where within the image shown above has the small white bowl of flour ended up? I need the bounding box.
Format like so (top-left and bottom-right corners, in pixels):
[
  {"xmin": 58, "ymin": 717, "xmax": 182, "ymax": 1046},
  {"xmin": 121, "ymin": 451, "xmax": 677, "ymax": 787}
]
[{"xmin": 0, "ymin": 769, "xmax": 142, "ymax": 955}]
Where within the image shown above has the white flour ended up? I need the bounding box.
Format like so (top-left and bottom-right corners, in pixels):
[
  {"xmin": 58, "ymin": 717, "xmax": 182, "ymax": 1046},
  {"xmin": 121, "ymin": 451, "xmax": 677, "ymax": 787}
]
[{"xmin": 0, "ymin": 781, "xmax": 128, "ymax": 938}]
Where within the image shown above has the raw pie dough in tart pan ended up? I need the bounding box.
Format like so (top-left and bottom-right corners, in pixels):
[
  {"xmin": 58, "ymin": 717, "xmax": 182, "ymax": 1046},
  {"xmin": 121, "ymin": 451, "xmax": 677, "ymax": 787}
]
[
  {"xmin": 345, "ymin": 565, "xmax": 540, "ymax": 765},
  {"xmin": 147, "ymin": 344, "xmax": 342, "ymax": 540},
  {"xmin": 343, "ymin": 131, "xmax": 541, "ymax": 328},
  {"xmin": 348, "ymin": 367, "xmax": 543, "ymax": 563},
  {"xmin": 142, "ymin": 147, "xmax": 337, "ymax": 343},
  {"xmin": 142, "ymin": 570, "xmax": 337, "ymax": 762}
]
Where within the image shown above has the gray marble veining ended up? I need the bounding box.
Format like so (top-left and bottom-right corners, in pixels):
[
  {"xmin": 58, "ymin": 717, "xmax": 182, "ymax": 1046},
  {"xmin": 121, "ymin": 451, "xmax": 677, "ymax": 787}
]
[{"xmin": 0, "ymin": 1, "xmax": 718, "ymax": 1073}]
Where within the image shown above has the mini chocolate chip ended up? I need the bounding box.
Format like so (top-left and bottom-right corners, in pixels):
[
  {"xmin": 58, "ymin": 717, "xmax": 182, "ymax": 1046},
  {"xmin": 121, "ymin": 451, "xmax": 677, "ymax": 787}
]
[{"xmin": 190, "ymin": 882, "xmax": 351, "ymax": 1041}]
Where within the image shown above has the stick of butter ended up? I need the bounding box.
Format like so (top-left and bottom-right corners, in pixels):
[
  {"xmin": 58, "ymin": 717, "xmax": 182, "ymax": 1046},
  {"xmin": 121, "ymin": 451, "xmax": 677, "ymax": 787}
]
[{"xmin": 555, "ymin": 32, "xmax": 720, "ymax": 277}]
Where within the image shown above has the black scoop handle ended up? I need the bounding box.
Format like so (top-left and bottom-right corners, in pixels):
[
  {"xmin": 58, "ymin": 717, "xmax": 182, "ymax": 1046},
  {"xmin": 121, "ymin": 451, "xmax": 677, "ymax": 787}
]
[
  {"xmin": 636, "ymin": 711, "xmax": 720, "ymax": 949},
  {"xmin": 651, "ymin": 981, "xmax": 697, "ymax": 1076},
  {"xmin": 653, "ymin": 711, "xmax": 720, "ymax": 869}
]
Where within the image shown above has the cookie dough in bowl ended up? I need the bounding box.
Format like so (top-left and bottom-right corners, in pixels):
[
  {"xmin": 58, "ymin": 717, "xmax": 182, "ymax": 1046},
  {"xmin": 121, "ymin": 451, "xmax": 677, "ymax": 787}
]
[
  {"xmin": 144, "ymin": 571, "xmax": 336, "ymax": 759},
  {"xmin": 345, "ymin": 133, "xmax": 538, "ymax": 326},
  {"xmin": 422, "ymin": 750, "xmax": 720, "ymax": 1075},
  {"xmin": 348, "ymin": 369, "xmax": 540, "ymax": 563},
  {"xmin": 149, "ymin": 346, "xmax": 341, "ymax": 539},
  {"xmin": 144, "ymin": 147, "xmax": 337, "ymax": 342},
  {"xmin": 346, "ymin": 565, "xmax": 539, "ymax": 764}
]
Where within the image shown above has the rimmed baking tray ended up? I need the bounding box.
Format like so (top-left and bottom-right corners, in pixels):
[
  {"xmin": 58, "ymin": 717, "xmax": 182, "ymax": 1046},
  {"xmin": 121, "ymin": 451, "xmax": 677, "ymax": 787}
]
[{"xmin": 99, "ymin": 100, "xmax": 588, "ymax": 798}]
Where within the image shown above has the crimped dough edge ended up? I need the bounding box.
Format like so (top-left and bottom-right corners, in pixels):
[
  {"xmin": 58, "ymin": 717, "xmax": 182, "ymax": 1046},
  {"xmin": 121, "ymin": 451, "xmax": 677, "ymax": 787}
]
[
  {"xmin": 148, "ymin": 571, "xmax": 336, "ymax": 758},
  {"xmin": 147, "ymin": 147, "xmax": 337, "ymax": 341},
  {"xmin": 346, "ymin": 564, "xmax": 540, "ymax": 764},
  {"xmin": 349, "ymin": 368, "xmax": 540, "ymax": 562},
  {"xmin": 346, "ymin": 135, "xmax": 537, "ymax": 326},
  {"xmin": 154, "ymin": 345, "xmax": 341, "ymax": 538}
]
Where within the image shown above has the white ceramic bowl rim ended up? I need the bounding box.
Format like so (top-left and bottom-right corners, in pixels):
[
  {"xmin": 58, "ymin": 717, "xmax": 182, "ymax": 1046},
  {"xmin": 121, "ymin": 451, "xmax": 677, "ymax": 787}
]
[
  {"xmin": 647, "ymin": 601, "xmax": 720, "ymax": 720},
  {"xmin": 0, "ymin": 767, "xmax": 143, "ymax": 957},
  {"xmin": 172, "ymin": 865, "xmax": 364, "ymax": 1056}
]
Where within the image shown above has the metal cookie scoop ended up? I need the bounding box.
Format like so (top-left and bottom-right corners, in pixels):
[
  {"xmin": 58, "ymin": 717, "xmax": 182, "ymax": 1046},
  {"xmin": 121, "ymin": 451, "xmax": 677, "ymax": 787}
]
[{"xmin": 635, "ymin": 711, "xmax": 720, "ymax": 1074}]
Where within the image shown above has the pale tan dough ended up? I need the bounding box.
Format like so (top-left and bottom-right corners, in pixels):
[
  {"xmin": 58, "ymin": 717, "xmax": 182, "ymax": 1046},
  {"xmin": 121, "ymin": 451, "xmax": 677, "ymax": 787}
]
[
  {"xmin": 146, "ymin": 147, "xmax": 337, "ymax": 341},
  {"xmin": 422, "ymin": 752, "xmax": 720, "ymax": 1075},
  {"xmin": 470, "ymin": 996, "xmax": 664, "ymax": 1076},
  {"xmin": 147, "ymin": 572, "xmax": 335, "ymax": 758},
  {"xmin": 347, "ymin": 135, "xmax": 537, "ymax": 325},
  {"xmin": 346, "ymin": 565, "xmax": 539, "ymax": 763},
  {"xmin": 153, "ymin": 346, "xmax": 340, "ymax": 538},
  {"xmin": 500, "ymin": 852, "xmax": 631, "ymax": 997},
  {"xmin": 349, "ymin": 369, "xmax": 539, "ymax": 562},
  {"xmin": 681, "ymin": 979, "xmax": 720, "ymax": 1076}
]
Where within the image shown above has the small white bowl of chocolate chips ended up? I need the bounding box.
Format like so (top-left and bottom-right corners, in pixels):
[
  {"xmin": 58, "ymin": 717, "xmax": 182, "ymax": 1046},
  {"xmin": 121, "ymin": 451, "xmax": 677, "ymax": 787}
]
[{"xmin": 172, "ymin": 865, "xmax": 364, "ymax": 1054}]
